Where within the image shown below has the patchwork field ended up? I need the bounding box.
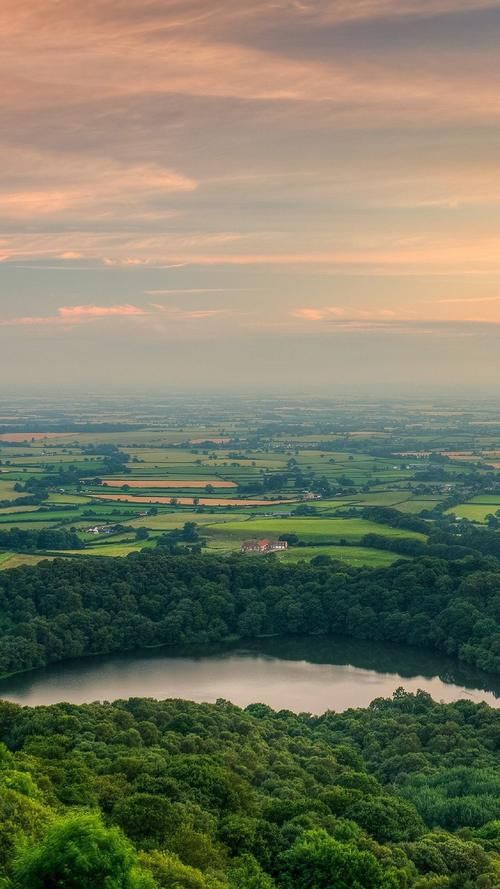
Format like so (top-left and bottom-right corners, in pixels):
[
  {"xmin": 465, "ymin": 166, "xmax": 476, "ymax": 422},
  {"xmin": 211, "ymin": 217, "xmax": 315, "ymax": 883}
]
[
  {"xmin": 2, "ymin": 395, "xmax": 500, "ymax": 571},
  {"xmin": 94, "ymin": 494, "xmax": 296, "ymax": 507}
]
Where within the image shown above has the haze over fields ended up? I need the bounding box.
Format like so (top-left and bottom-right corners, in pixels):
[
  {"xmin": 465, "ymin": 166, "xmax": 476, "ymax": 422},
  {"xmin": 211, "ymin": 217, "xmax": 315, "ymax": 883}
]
[{"xmin": 2, "ymin": 0, "xmax": 500, "ymax": 388}]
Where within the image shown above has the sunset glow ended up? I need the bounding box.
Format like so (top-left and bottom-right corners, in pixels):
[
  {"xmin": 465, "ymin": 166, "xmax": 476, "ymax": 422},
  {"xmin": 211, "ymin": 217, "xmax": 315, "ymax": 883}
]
[{"xmin": 3, "ymin": 0, "xmax": 500, "ymax": 387}]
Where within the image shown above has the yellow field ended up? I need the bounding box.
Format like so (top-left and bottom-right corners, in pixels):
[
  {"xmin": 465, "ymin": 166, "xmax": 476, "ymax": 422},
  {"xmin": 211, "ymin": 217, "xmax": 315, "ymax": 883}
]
[
  {"xmin": 0, "ymin": 481, "xmax": 27, "ymax": 500},
  {"xmin": 0, "ymin": 553, "xmax": 57, "ymax": 570},
  {"xmin": 0, "ymin": 506, "xmax": 39, "ymax": 515},
  {"xmin": 95, "ymin": 494, "xmax": 297, "ymax": 507}
]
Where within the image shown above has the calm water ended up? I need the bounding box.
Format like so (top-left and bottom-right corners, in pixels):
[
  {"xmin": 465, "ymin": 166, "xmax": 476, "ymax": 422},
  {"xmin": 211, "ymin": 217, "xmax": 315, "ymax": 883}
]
[{"xmin": 1, "ymin": 637, "xmax": 500, "ymax": 713}]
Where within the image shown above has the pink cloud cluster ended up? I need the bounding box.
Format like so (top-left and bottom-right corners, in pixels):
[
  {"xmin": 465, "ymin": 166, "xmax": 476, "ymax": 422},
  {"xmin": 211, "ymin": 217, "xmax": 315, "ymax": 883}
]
[{"xmin": 59, "ymin": 305, "xmax": 146, "ymax": 320}]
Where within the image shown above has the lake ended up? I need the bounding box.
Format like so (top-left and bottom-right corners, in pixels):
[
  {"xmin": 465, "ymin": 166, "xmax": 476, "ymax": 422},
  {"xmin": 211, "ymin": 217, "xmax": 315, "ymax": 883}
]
[{"xmin": 1, "ymin": 637, "xmax": 499, "ymax": 713}]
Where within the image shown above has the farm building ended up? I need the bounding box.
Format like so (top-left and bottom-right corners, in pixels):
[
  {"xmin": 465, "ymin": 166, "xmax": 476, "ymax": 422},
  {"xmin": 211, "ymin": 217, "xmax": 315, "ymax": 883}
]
[
  {"xmin": 241, "ymin": 539, "xmax": 288, "ymax": 554},
  {"xmin": 85, "ymin": 525, "xmax": 117, "ymax": 535}
]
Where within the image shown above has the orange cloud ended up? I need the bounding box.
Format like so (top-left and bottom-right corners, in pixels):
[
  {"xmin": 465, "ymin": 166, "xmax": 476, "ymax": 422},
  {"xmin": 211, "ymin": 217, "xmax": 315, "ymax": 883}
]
[
  {"xmin": 291, "ymin": 301, "xmax": 500, "ymax": 328},
  {"xmin": 4, "ymin": 233, "xmax": 500, "ymax": 274},
  {"xmin": 0, "ymin": 151, "xmax": 197, "ymax": 221},
  {"xmin": 58, "ymin": 305, "xmax": 146, "ymax": 319},
  {"xmin": 1, "ymin": 0, "xmax": 499, "ymax": 125},
  {"xmin": 0, "ymin": 305, "xmax": 147, "ymax": 327},
  {"xmin": 293, "ymin": 306, "xmax": 397, "ymax": 322},
  {"xmin": 2, "ymin": 0, "xmax": 500, "ymax": 314},
  {"xmin": 0, "ymin": 302, "xmax": 230, "ymax": 331}
]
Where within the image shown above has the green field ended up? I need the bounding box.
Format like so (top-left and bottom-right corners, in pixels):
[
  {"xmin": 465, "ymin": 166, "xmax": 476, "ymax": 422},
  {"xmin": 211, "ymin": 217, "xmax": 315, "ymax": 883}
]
[
  {"xmin": 276, "ymin": 545, "xmax": 402, "ymax": 567},
  {"xmin": 394, "ymin": 498, "xmax": 442, "ymax": 514},
  {"xmin": 204, "ymin": 516, "xmax": 426, "ymax": 544},
  {"xmin": 446, "ymin": 503, "xmax": 500, "ymax": 523},
  {"xmin": 125, "ymin": 512, "xmax": 250, "ymax": 531},
  {"xmin": 65, "ymin": 541, "xmax": 157, "ymax": 557}
]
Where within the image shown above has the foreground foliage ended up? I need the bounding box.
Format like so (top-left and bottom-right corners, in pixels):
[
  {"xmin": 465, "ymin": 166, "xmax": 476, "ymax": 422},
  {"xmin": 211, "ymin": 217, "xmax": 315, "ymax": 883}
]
[
  {"xmin": 0, "ymin": 692, "xmax": 500, "ymax": 887},
  {"xmin": 1, "ymin": 552, "xmax": 500, "ymax": 885}
]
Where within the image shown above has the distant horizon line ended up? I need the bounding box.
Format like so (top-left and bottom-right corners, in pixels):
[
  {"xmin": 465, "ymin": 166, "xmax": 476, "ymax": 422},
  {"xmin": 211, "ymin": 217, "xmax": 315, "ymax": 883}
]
[{"xmin": 1, "ymin": 386, "xmax": 500, "ymax": 400}]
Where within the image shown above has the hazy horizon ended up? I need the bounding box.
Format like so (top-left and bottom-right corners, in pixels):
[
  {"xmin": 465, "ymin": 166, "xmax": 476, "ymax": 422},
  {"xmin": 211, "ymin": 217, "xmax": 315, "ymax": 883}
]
[{"xmin": 3, "ymin": 1, "xmax": 500, "ymax": 388}]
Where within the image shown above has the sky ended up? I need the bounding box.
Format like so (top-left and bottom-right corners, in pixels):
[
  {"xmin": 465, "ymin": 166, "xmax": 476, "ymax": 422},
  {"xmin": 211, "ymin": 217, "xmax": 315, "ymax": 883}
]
[{"xmin": 2, "ymin": 0, "xmax": 500, "ymax": 390}]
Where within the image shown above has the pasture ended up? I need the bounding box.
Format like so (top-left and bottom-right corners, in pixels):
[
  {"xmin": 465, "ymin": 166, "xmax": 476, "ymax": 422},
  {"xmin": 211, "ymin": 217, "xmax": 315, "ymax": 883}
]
[
  {"xmin": 204, "ymin": 516, "xmax": 426, "ymax": 544},
  {"xmin": 446, "ymin": 499, "xmax": 500, "ymax": 523},
  {"xmin": 277, "ymin": 546, "xmax": 402, "ymax": 567}
]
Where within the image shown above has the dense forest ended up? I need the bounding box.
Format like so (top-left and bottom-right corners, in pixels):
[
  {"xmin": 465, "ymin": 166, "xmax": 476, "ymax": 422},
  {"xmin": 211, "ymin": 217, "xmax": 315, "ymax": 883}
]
[
  {"xmin": 0, "ymin": 550, "xmax": 500, "ymax": 678},
  {"xmin": 0, "ymin": 528, "xmax": 83, "ymax": 552},
  {"xmin": 0, "ymin": 691, "xmax": 499, "ymax": 887}
]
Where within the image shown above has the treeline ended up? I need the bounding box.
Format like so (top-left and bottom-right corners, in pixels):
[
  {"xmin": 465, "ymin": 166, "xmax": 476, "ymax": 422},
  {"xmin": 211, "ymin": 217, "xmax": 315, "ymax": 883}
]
[
  {"xmin": 0, "ymin": 691, "xmax": 499, "ymax": 887},
  {"xmin": 1, "ymin": 551, "xmax": 500, "ymax": 678},
  {"xmin": 433, "ymin": 522, "xmax": 500, "ymax": 560},
  {"xmin": 360, "ymin": 506, "xmax": 429, "ymax": 534},
  {"xmin": 354, "ymin": 507, "xmax": 500, "ymax": 560},
  {"xmin": 81, "ymin": 442, "xmax": 131, "ymax": 476},
  {"xmin": 0, "ymin": 527, "xmax": 83, "ymax": 553}
]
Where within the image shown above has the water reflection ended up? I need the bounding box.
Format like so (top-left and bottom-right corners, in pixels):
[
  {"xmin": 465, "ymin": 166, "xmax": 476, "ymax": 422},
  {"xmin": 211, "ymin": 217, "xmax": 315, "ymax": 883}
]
[{"xmin": 0, "ymin": 636, "xmax": 499, "ymax": 714}]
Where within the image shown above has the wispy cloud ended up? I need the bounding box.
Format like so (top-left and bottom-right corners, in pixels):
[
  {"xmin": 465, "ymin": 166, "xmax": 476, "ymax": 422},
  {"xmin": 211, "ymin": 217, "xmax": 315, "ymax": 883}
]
[
  {"xmin": 0, "ymin": 302, "xmax": 228, "ymax": 330},
  {"xmin": 305, "ymin": 0, "xmax": 498, "ymax": 24},
  {"xmin": 291, "ymin": 310, "xmax": 500, "ymax": 335},
  {"xmin": 0, "ymin": 150, "xmax": 196, "ymax": 221},
  {"xmin": 293, "ymin": 306, "xmax": 398, "ymax": 322},
  {"xmin": 3, "ymin": 1, "xmax": 500, "ymax": 127},
  {"xmin": 58, "ymin": 305, "xmax": 147, "ymax": 320},
  {"xmin": 0, "ymin": 304, "xmax": 148, "ymax": 327},
  {"xmin": 4, "ymin": 235, "xmax": 500, "ymax": 272},
  {"xmin": 431, "ymin": 295, "xmax": 500, "ymax": 304}
]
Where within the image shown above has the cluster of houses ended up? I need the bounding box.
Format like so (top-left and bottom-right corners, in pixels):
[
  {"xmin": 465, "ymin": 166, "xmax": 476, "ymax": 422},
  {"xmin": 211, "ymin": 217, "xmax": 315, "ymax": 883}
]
[
  {"xmin": 240, "ymin": 539, "xmax": 288, "ymax": 554},
  {"xmin": 85, "ymin": 525, "xmax": 117, "ymax": 535}
]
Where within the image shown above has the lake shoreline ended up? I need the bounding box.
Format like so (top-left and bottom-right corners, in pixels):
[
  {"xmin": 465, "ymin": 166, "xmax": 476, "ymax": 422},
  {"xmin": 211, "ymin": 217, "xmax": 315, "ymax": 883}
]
[{"xmin": 1, "ymin": 635, "xmax": 499, "ymax": 713}]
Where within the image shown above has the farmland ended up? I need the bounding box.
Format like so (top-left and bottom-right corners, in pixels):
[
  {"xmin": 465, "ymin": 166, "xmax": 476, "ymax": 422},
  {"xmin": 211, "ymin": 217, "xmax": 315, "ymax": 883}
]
[
  {"xmin": 1, "ymin": 392, "xmax": 500, "ymax": 568},
  {"xmin": 203, "ymin": 516, "xmax": 425, "ymax": 544}
]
